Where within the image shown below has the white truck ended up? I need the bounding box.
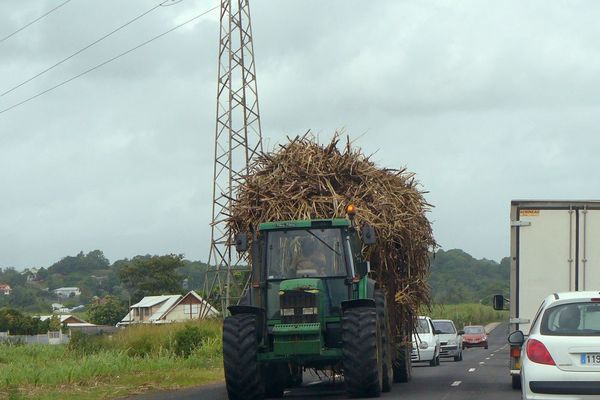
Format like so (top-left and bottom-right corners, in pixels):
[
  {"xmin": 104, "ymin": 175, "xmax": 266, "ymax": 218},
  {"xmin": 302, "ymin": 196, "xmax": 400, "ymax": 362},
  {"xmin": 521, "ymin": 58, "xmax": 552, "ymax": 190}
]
[{"xmin": 494, "ymin": 200, "xmax": 600, "ymax": 389}]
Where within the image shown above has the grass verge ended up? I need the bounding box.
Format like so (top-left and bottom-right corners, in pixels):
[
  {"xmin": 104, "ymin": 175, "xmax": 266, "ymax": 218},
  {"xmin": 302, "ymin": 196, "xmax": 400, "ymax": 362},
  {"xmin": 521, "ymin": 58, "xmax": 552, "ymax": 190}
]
[{"xmin": 0, "ymin": 320, "xmax": 224, "ymax": 400}]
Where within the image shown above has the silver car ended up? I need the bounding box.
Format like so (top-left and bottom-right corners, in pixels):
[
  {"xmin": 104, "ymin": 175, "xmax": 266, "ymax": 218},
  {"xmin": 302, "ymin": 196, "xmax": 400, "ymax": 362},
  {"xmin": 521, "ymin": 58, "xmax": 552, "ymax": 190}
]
[{"xmin": 433, "ymin": 319, "xmax": 463, "ymax": 362}]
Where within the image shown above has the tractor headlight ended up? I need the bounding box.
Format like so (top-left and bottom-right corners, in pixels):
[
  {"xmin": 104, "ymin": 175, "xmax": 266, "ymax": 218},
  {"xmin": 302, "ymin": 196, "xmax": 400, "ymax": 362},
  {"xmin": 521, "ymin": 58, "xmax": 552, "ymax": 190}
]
[
  {"xmin": 419, "ymin": 341, "xmax": 429, "ymax": 350},
  {"xmin": 302, "ymin": 307, "xmax": 318, "ymax": 315},
  {"xmin": 281, "ymin": 308, "xmax": 295, "ymax": 316}
]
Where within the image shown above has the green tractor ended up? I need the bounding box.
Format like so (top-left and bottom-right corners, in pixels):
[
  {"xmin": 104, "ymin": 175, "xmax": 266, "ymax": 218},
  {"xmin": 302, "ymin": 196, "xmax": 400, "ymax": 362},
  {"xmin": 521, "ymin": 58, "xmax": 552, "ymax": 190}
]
[{"xmin": 223, "ymin": 210, "xmax": 412, "ymax": 399}]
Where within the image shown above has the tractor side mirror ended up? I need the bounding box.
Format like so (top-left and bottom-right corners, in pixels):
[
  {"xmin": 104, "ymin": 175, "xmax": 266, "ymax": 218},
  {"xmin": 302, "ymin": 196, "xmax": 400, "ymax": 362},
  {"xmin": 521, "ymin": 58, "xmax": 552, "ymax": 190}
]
[
  {"xmin": 493, "ymin": 294, "xmax": 505, "ymax": 311},
  {"xmin": 361, "ymin": 224, "xmax": 377, "ymax": 245},
  {"xmin": 235, "ymin": 233, "xmax": 248, "ymax": 253}
]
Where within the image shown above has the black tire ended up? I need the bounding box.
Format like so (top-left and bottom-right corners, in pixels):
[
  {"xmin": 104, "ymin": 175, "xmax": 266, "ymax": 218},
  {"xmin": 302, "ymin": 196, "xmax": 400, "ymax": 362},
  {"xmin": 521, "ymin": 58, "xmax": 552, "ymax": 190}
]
[
  {"xmin": 393, "ymin": 344, "xmax": 412, "ymax": 383},
  {"xmin": 429, "ymin": 354, "xmax": 437, "ymax": 367},
  {"xmin": 223, "ymin": 314, "xmax": 264, "ymax": 400},
  {"xmin": 375, "ymin": 291, "xmax": 393, "ymax": 392},
  {"xmin": 454, "ymin": 350, "xmax": 463, "ymax": 362},
  {"xmin": 511, "ymin": 375, "xmax": 522, "ymax": 390},
  {"xmin": 342, "ymin": 307, "xmax": 383, "ymax": 398}
]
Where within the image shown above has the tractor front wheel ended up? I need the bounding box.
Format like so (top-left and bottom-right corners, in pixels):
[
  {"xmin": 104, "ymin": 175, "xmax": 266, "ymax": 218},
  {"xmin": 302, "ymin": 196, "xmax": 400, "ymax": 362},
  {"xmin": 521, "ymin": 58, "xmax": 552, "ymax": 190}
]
[
  {"xmin": 223, "ymin": 314, "xmax": 264, "ymax": 400},
  {"xmin": 342, "ymin": 306, "xmax": 383, "ymax": 398}
]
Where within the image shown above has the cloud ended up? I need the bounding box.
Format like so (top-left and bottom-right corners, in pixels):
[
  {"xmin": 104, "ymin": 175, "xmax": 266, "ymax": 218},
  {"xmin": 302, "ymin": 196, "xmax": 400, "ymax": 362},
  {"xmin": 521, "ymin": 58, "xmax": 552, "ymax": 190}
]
[{"xmin": 2, "ymin": 0, "xmax": 600, "ymax": 267}]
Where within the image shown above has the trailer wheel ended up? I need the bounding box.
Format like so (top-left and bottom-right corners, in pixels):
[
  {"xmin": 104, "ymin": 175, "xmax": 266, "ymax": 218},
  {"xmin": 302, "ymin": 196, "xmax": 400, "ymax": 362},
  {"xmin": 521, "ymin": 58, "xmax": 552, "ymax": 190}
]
[
  {"xmin": 223, "ymin": 314, "xmax": 264, "ymax": 400},
  {"xmin": 393, "ymin": 344, "xmax": 412, "ymax": 383},
  {"xmin": 511, "ymin": 375, "xmax": 521, "ymax": 390},
  {"xmin": 342, "ymin": 307, "xmax": 383, "ymax": 398},
  {"xmin": 375, "ymin": 290, "xmax": 393, "ymax": 392}
]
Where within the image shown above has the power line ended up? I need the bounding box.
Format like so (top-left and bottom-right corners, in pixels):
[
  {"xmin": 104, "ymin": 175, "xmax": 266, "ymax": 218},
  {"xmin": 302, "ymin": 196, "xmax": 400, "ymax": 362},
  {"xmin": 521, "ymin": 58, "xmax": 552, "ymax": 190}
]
[
  {"xmin": 1, "ymin": 0, "xmax": 181, "ymax": 98},
  {"xmin": 0, "ymin": 0, "xmax": 73, "ymax": 44},
  {"xmin": 0, "ymin": 4, "xmax": 219, "ymax": 116}
]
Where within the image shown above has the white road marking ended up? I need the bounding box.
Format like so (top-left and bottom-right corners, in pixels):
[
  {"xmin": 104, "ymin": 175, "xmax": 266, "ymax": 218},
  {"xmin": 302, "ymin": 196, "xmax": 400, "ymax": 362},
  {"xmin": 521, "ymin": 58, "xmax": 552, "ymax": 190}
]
[
  {"xmin": 490, "ymin": 353, "xmax": 495, "ymax": 357},
  {"xmin": 451, "ymin": 381, "xmax": 462, "ymax": 387},
  {"xmin": 468, "ymin": 368, "xmax": 476, "ymax": 372},
  {"xmin": 479, "ymin": 361, "xmax": 485, "ymax": 365},
  {"xmin": 486, "ymin": 357, "xmax": 490, "ymax": 360}
]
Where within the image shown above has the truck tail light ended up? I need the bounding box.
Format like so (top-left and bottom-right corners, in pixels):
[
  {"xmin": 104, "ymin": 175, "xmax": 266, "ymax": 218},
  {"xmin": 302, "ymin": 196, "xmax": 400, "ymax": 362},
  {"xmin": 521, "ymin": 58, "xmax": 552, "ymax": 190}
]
[
  {"xmin": 526, "ymin": 339, "xmax": 555, "ymax": 366},
  {"xmin": 510, "ymin": 346, "xmax": 521, "ymax": 358}
]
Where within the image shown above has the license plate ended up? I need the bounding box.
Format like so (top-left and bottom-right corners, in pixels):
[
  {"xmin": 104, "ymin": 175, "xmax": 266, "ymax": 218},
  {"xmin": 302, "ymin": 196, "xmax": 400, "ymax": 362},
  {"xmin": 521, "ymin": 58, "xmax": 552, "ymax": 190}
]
[{"xmin": 581, "ymin": 353, "xmax": 600, "ymax": 365}]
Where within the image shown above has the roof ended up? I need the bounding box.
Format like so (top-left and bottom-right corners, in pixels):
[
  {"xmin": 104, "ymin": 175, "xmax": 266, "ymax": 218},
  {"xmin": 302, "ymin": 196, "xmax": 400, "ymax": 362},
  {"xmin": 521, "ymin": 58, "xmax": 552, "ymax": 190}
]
[
  {"xmin": 54, "ymin": 287, "xmax": 80, "ymax": 291},
  {"xmin": 546, "ymin": 291, "xmax": 600, "ymax": 304},
  {"xmin": 130, "ymin": 294, "xmax": 181, "ymax": 309},
  {"xmin": 38, "ymin": 314, "xmax": 87, "ymax": 324}
]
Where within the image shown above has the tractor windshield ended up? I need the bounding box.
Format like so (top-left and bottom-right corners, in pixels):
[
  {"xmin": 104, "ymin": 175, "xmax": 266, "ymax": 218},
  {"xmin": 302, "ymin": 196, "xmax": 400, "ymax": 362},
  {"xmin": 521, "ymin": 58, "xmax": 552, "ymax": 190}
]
[{"xmin": 266, "ymin": 228, "xmax": 348, "ymax": 279}]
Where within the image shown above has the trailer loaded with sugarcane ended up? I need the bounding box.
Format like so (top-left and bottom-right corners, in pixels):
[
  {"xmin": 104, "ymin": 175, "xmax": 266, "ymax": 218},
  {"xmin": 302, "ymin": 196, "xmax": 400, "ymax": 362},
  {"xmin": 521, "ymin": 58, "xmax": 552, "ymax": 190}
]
[{"xmin": 223, "ymin": 134, "xmax": 435, "ymax": 399}]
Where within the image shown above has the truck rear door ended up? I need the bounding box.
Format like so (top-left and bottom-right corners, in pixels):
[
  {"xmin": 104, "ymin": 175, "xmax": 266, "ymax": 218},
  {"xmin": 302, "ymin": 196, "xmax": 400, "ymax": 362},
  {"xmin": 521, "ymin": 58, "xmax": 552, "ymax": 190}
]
[
  {"xmin": 514, "ymin": 208, "xmax": 575, "ymax": 334},
  {"xmin": 579, "ymin": 208, "xmax": 600, "ymax": 291}
]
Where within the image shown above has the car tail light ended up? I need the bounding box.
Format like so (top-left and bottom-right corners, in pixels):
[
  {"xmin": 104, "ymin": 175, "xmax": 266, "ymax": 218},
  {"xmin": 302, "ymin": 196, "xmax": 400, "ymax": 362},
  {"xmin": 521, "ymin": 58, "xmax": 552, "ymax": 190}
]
[
  {"xmin": 510, "ymin": 347, "xmax": 521, "ymax": 358},
  {"xmin": 526, "ymin": 339, "xmax": 555, "ymax": 366}
]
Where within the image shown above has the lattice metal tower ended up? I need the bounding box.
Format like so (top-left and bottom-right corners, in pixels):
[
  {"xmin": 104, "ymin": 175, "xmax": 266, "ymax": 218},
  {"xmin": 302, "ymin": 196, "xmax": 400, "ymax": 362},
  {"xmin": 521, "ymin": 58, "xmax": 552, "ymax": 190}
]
[{"xmin": 204, "ymin": 0, "xmax": 262, "ymax": 313}]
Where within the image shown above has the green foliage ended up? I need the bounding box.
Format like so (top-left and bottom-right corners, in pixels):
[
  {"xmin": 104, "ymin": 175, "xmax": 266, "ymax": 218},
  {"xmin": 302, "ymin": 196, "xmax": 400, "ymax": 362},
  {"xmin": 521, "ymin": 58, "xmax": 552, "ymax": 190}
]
[
  {"xmin": 127, "ymin": 334, "xmax": 154, "ymax": 358},
  {"xmin": 0, "ymin": 308, "xmax": 49, "ymax": 335},
  {"xmin": 428, "ymin": 249, "xmax": 509, "ymax": 304},
  {"xmin": 86, "ymin": 296, "xmax": 128, "ymax": 326},
  {"xmin": 118, "ymin": 254, "xmax": 185, "ymax": 303},
  {"xmin": 48, "ymin": 315, "xmax": 61, "ymax": 332},
  {"xmin": 425, "ymin": 303, "xmax": 508, "ymax": 329},
  {"xmin": 67, "ymin": 330, "xmax": 104, "ymax": 355},
  {"xmin": 48, "ymin": 250, "xmax": 109, "ymax": 275},
  {"xmin": 174, "ymin": 325, "xmax": 204, "ymax": 358}
]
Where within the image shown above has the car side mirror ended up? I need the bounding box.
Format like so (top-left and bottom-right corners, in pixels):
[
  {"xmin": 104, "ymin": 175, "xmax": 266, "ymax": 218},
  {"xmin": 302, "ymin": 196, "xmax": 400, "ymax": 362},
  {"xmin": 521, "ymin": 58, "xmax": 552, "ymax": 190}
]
[
  {"xmin": 508, "ymin": 330, "xmax": 525, "ymax": 345},
  {"xmin": 361, "ymin": 224, "xmax": 377, "ymax": 245},
  {"xmin": 458, "ymin": 330, "xmax": 464, "ymax": 335},
  {"xmin": 235, "ymin": 233, "xmax": 248, "ymax": 253},
  {"xmin": 493, "ymin": 294, "xmax": 505, "ymax": 310}
]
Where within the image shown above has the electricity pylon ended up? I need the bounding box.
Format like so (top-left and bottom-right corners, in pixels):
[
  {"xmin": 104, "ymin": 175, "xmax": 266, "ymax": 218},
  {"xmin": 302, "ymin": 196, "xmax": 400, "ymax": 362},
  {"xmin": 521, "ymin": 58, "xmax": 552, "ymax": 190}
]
[{"xmin": 204, "ymin": 0, "xmax": 262, "ymax": 314}]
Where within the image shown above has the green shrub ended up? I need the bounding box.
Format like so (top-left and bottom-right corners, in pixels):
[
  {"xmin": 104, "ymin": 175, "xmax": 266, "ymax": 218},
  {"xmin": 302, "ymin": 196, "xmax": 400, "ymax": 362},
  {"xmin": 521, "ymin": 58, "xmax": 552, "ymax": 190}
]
[
  {"xmin": 67, "ymin": 331, "xmax": 104, "ymax": 354},
  {"xmin": 127, "ymin": 334, "xmax": 154, "ymax": 358},
  {"xmin": 174, "ymin": 325, "xmax": 203, "ymax": 358}
]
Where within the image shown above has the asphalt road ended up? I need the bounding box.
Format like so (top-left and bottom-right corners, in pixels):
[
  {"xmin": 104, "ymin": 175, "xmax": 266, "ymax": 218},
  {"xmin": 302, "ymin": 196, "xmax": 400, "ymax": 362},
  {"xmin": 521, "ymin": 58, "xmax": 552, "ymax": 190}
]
[{"xmin": 127, "ymin": 322, "xmax": 520, "ymax": 400}]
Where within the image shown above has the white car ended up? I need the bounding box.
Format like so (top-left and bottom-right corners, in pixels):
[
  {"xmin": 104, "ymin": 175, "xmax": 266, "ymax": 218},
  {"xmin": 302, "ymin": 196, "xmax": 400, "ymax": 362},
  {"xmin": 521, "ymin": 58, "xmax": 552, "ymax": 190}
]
[
  {"xmin": 509, "ymin": 291, "xmax": 600, "ymax": 399},
  {"xmin": 411, "ymin": 316, "xmax": 441, "ymax": 366},
  {"xmin": 432, "ymin": 319, "xmax": 463, "ymax": 361}
]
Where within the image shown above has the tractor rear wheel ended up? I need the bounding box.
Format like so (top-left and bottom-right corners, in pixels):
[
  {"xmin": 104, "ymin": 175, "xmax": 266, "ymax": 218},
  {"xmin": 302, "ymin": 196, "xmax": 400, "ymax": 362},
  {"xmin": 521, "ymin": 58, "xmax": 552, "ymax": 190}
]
[
  {"xmin": 375, "ymin": 290, "xmax": 393, "ymax": 392},
  {"xmin": 342, "ymin": 306, "xmax": 383, "ymax": 398},
  {"xmin": 223, "ymin": 314, "xmax": 264, "ymax": 400}
]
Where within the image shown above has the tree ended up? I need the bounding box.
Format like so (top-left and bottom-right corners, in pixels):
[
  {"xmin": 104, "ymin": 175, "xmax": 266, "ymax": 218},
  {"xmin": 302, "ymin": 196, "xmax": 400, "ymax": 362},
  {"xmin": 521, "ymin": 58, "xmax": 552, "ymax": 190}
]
[
  {"xmin": 118, "ymin": 254, "xmax": 185, "ymax": 303},
  {"xmin": 87, "ymin": 296, "xmax": 129, "ymax": 326}
]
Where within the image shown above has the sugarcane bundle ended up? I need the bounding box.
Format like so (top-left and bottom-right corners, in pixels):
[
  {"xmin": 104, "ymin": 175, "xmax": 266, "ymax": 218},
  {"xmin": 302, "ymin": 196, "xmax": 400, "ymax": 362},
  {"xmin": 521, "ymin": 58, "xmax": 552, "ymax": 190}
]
[{"xmin": 228, "ymin": 132, "xmax": 436, "ymax": 336}]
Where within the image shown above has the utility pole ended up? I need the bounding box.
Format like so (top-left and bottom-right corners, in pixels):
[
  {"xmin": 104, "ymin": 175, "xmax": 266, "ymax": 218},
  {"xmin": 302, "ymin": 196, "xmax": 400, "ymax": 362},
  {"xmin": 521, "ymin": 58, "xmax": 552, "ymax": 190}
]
[{"xmin": 204, "ymin": 0, "xmax": 262, "ymax": 314}]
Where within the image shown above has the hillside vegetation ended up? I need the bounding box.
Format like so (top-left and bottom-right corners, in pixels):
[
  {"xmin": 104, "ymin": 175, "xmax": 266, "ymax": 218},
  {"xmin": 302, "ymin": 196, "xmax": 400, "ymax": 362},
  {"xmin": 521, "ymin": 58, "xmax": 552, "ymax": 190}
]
[{"xmin": 428, "ymin": 249, "xmax": 509, "ymax": 305}]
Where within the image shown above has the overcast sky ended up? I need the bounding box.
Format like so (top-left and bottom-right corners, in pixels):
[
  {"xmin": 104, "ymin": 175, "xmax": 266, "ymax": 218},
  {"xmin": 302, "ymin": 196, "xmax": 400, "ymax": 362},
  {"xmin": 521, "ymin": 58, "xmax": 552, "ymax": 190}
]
[{"xmin": 2, "ymin": 0, "xmax": 600, "ymax": 269}]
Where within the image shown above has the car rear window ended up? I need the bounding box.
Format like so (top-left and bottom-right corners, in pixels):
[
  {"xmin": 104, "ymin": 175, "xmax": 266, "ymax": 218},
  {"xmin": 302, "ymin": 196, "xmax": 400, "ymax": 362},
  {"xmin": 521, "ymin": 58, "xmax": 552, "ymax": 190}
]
[
  {"xmin": 433, "ymin": 321, "xmax": 455, "ymax": 334},
  {"xmin": 463, "ymin": 326, "xmax": 484, "ymax": 334},
  {"xmin": 540, "ymin": 302, "xmax": 600, "ymax": 336}
]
